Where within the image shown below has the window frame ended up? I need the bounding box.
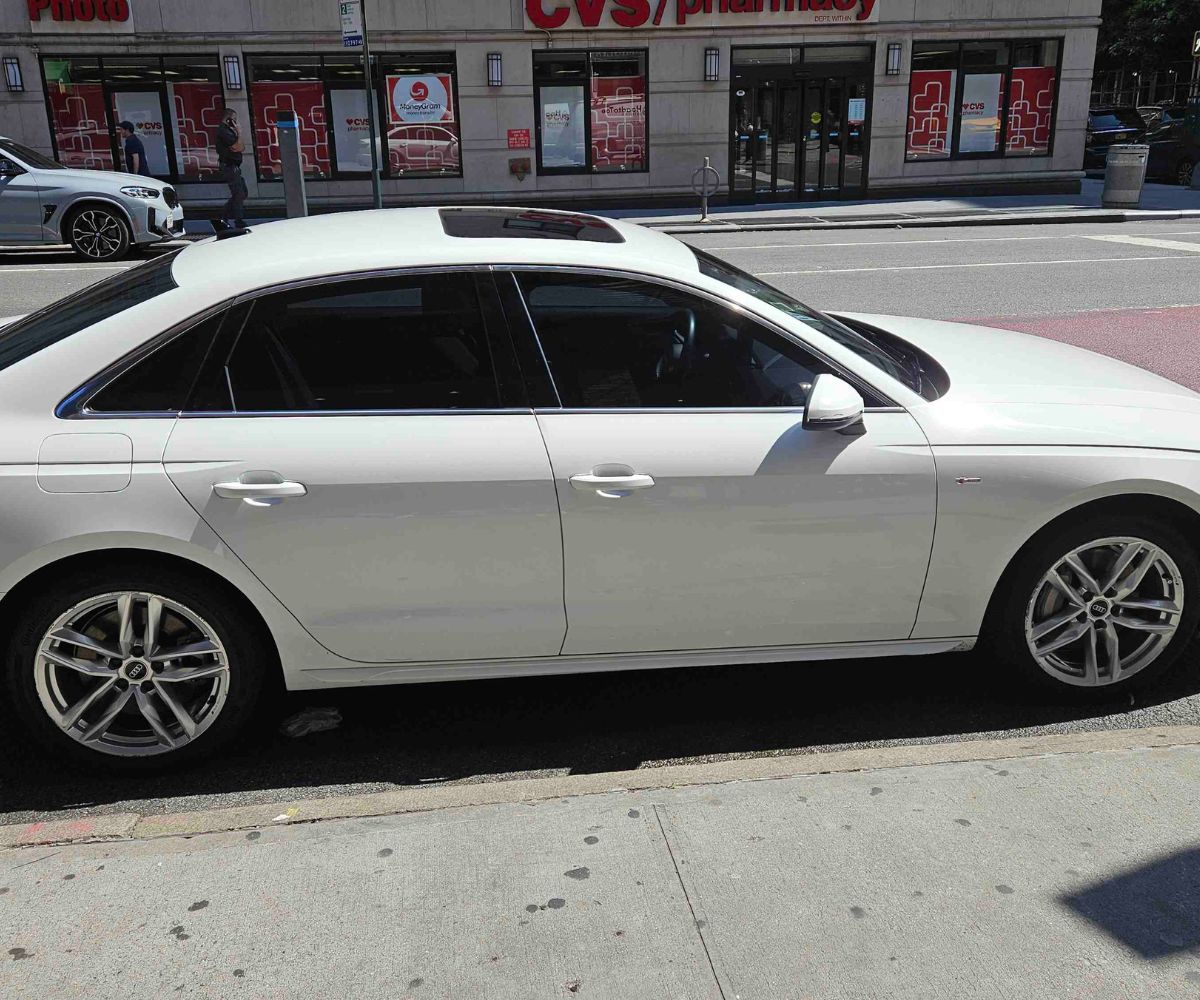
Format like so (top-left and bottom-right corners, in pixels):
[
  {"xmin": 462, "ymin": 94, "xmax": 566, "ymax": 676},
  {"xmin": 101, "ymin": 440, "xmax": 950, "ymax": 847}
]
[
  {"xmin": 498, "ymin": 265, "xmax": 897, "ymax": 413},
  {"xmin": 178, "ymin": 266, "xmax": 528, "ymax": 417},
  {"xmin": 533, "ymin": 48, "xmax": 650, "ymax": 177},
  {"xmin": 904, "ymin": 37, "xmax": 1064, "ymax": 163}
]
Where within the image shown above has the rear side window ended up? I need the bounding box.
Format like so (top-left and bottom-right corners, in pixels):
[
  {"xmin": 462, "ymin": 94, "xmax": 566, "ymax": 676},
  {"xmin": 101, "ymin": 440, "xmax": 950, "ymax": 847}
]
[
  {"xmin": 0, "ymin": 252, "xmax": 178, "ymax": 375},
  {"xmin": 200, "ymin": 273, "xmax": 500, "ymax": 412}
]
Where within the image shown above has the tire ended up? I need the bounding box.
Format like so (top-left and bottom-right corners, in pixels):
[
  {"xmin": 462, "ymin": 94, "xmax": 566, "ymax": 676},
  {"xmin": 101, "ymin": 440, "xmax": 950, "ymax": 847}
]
[
  {"xmin": 985, "ymin": 513, "xmax": 1200, "ymax": 699},
  {"xmin": 1, "ymin": 565, "xmax": 270, "ymax": 773},
  {"xmin": 67, "ymin": 205, "xmax": 131, "ymax": 262},
  {"xmin": 1178, "ymin": 159, "xmax": 1195, "ymax": 187}
]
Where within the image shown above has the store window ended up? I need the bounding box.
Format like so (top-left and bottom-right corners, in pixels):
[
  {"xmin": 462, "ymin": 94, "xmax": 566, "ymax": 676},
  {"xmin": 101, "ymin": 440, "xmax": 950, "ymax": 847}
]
[
  {"xmin": 41, "ymin": 55, "xmax": 224, "ymax": 181},
  {"xmin": 247, "ymin": 56, "xmax": 330, "ymax": 180},
  {"xmin": 906, "ymin": 39, "xmax": 1060, "ymax": 161},
  {"xmin": 534, "ymin": 50, "xmax": 648, "ymax": 175},
  {"xmin": 379, "ymin": 54, "xmax": 461, "ymax": 178}
]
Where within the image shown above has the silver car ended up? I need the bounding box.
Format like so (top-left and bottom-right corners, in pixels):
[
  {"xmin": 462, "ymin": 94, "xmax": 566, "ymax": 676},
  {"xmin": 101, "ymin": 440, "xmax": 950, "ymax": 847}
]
[
  {"xmin": 1, "ymin": 207, "xmax": 1198, "ymax": 772},
  {"xmin": 0, "ymin": 137, "xmax": 185, "ymax": 261}
]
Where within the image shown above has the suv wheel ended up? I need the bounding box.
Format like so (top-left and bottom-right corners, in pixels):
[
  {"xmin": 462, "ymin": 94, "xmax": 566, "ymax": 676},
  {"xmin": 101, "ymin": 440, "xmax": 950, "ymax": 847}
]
[
  {"xmin": 1178, "ymin": 158, "xmax": 1195, "ymax": 187},
  {"xmin": 67, "ymin": 206, "xmax": 131, "ymax": 261},
  {"xmin": 2, "ymin": 566, "xmax": 269, "ymax": 772}
]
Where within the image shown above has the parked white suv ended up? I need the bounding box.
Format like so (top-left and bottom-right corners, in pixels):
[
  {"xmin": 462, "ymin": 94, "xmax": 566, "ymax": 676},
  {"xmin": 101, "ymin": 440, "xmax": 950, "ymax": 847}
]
[{"xmin": 0, "ymin": 137, "xmax": 185, "ymax": 261}]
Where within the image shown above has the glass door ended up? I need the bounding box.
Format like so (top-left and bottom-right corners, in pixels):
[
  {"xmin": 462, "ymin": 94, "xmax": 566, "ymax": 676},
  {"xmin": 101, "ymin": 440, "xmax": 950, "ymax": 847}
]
[
  {"xmin": 775, "ymin": 86, "xmax": 799, "ymax": 196},
  {"xmin": 800, "ymin": 80, "xmax": 823, "ymax": 193},
  {"xmin": 109, "ymin": 87, "xmax": 174, "ymax": 178}
]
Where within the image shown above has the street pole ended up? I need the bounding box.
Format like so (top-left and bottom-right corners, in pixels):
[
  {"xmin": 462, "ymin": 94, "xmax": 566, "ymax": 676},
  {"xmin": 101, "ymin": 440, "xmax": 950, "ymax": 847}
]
[{"xmin": 361, "ymin": 2, "xmax": 383, "ymax": 210}]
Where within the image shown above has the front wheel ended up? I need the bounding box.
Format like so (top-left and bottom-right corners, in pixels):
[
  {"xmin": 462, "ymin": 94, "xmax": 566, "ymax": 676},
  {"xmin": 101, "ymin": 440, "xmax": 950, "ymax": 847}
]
[
  {"xmin": 2, "ymin": 566, "xmax": 269, "ymax": 772},
  {"xmin": 67, "ymin": 206, "xmax": 131, "ymax": 261},
  {"xmin": 1178, "ymin": 159, "xmax": 1195, "ymax": 187},
  {"xmin": 988, "ymin": 514, "xmax": 1199, "ymax": 697}
]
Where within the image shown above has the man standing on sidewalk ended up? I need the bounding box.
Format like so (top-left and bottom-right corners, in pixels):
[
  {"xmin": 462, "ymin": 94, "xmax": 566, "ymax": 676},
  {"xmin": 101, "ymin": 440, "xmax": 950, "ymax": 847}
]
[
  {"xmin": 214, "ymin": 107, "xmax": 247, "ymax": 231},
  {"xmin": 117, "ymin": 122, "xmax": 153, "ymax": 177}
]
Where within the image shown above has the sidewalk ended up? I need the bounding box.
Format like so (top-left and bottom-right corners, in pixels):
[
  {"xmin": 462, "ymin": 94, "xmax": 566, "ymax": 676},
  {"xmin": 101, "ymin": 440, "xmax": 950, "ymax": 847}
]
[
  {"xmin": 181, "ymin": 179, "xmax": 1200, "ymax": 240},
  {"xmin": 3, "ymin": 728, "xmax": 1199, "ymax": 999}
]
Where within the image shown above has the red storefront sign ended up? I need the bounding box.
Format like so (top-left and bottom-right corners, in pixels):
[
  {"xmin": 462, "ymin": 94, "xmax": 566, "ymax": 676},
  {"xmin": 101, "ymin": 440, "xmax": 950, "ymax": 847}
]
[
  {"xmin": 525, "ymin": 0, "xmax": 877, "ymax": 29},
  {"xmin": 28, "ymin": 0, "xmax": 129, "ymax": 21},
  {"xmin": 1007, "ymin": 65, "xmax": 1056, "ymax": 154},
  {"xmin": 906, "ymin": 68, "xmax": 955, "ymax": 160},
  {"xmin": 507, "ymin": 128, "xmax": 532, "ymax": 149}
]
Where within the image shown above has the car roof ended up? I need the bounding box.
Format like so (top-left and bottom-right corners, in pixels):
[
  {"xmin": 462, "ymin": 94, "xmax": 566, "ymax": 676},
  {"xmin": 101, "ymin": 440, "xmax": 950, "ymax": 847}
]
[{"xmin": 171, "ymin": 207, "xmax": 700, "ymax": 296}]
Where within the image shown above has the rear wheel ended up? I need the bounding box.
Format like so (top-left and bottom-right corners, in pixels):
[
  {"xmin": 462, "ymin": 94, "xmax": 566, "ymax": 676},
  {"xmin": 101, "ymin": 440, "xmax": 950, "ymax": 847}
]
[
  {"xmin": 67, "ymin": 205, "xmax": 131, "ymax": 261},
  {"xmin": 2, "ymin": 566, "xmax": 269, "ymax": 772},
  {"xmin": 989, "ymin": 514, "xmax": 1199, "ymax": 697},
  {"xmin": 1178, "ymin": 158, "xmax": 1195, "ymax": 187}
]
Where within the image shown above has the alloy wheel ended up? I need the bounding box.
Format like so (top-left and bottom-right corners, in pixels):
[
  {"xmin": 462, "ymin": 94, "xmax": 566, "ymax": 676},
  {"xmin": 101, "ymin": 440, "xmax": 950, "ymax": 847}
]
[
  {"xmin": 1179, "ymin": 160, "xmax": 1195, "ymax": 187},
  {"xmin": 34, "ymin": 591, "xmax": 229, "ymax": 756},
  {"xmin": 1024, "ymin": 536, "xmax": 1184, "ymax": 687},
  {"xmin": 70, "ymin": 210, "xmax": 125, "ymax": 260}
]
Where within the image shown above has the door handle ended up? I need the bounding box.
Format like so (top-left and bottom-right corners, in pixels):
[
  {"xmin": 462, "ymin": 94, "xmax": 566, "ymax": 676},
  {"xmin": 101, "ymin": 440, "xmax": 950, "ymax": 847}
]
[
  {"xmin": 213, "ymin": 479, "xmax": 307, "ymax": 507},
  {"xmin": 569, "ymin": 472, "xmax": 655, "ymax": 499}
]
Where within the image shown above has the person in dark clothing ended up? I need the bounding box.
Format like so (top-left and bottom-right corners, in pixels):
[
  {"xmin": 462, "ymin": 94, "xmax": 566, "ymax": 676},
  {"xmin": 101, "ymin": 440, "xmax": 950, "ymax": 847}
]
[
  {"xmin": 214, "ymin": 107, "xmax": 247, "ymax": 231},
  {"xmin": 117, "ymin": 121, "xmax": 153, "ymax": 177}
]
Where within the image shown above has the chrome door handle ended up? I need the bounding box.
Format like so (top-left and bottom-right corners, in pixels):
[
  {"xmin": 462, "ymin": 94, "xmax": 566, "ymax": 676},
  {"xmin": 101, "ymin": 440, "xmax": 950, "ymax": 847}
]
[
  {"xmin": 213, "ymin": 480, "xmax": 307, "ymax": 507},
  {"xmin": 569, "ymin": 472, "xmax": 655, "ymax": 499}
]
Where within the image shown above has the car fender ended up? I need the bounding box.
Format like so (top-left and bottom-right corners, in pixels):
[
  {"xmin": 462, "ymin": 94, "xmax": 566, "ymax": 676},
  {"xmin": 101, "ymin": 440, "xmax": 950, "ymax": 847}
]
[{"xmin": 52, "ymin": 193, "xmax": 136, "ymax": 243}]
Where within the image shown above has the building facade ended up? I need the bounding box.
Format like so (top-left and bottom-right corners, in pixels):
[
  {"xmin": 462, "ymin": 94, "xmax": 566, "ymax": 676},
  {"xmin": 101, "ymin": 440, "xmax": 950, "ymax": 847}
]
[{"xmin": 0, "ymin": 0, "xmax": 1101, "ymax": 209}]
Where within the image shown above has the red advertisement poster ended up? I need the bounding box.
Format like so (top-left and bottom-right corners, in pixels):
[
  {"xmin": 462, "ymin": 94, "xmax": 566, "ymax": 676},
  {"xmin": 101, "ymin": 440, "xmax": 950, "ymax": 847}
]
[
  {"xmin": 250, "ymin": 82, "xmax": 330, "ymax": 179},
  {"xmin": 385, "ymin": 74, "xmax": 459, "ymax": 175},
  {"xmin": 385, "ymin": 74, "xmax": 455, "ymax": 125},
  {"xmin": 46, "ymin": 83, "xmax": 115, "ymax": 170},
  {"xmin": 590, "ymin": 75, "xmax": 646, "ymax": 170},
  {"xmin": 169, "ymin": 82, "xmax": 224, "ymax": 179},
  {"xmin": 1007, "ymin": 66, "xmax": 1056, "ymax": 155},
  {"xmin": 907, "ymin": 69, "xmax": 956, "ymax": 160}
]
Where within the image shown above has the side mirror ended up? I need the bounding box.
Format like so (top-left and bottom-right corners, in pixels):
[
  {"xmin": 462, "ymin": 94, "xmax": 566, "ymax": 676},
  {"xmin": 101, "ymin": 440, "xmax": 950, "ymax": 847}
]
[
  {"xmin": 0, "ymin": 159, "xmax": 22, "ymax": 177},
  {"xmin": 802, "ymin": 373, "xmax": 865, "ymax": 433}
]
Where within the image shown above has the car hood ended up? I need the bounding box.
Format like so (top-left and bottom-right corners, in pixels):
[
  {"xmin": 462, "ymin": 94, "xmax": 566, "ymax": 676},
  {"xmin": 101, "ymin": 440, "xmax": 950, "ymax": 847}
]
[
  {"xmin": 834, "ymin": 312, "xmax": 1200, "ymax": 451},
  {"xmin": 29, "ymin": 167, "xmax": 163, "ymax": 191}
]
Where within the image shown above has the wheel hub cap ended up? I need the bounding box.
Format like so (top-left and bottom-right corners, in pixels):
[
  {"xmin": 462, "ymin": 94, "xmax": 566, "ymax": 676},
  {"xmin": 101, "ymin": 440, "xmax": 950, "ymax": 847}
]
[{"xmin": 1025, "ymin": 536, "xmax": 1184, "ymax": 687}]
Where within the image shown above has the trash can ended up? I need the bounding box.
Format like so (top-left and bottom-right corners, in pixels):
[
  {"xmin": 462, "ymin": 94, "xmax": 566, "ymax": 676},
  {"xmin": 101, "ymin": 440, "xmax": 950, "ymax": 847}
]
[{"xmin": 1101, "ymin": 144, "xmax": 1149, "ymax": 208}]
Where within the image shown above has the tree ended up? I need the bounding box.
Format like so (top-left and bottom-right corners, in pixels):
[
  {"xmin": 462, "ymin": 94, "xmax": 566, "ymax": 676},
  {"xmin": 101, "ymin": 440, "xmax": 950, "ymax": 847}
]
[{"xmin": 1096, "ymin": 0, "xmax": 1200, "ymax": 69}]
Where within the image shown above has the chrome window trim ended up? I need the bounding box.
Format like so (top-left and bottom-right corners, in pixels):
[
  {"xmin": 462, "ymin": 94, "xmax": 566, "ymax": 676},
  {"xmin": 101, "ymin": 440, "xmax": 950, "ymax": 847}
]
[
  {"xmin": 498, "ymin": 264, "xmax": 902, "ymax": 410},
  {"xmin": 178, "ymin": 407, "xmax": 535, "ymax": 419}
]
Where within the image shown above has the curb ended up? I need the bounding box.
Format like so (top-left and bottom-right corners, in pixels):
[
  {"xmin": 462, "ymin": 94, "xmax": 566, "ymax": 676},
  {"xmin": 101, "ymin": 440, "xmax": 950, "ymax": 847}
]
[
  {"xmin": 4, "ymin": 725, "xmax": 1199, "ymax": 850},
  {"xmin": 641, "ymin": 208, "xmax": 1200, "ymax": 235}
]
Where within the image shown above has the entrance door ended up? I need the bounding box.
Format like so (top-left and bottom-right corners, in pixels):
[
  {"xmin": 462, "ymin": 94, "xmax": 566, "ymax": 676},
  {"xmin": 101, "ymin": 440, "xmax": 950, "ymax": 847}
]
[{"xmin": 110, "ymin": 88, "xmax": 173, "ymax": 178}]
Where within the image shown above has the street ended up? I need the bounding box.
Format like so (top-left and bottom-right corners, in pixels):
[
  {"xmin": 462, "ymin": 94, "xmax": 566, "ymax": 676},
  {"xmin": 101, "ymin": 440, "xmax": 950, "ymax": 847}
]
[{"xmin": 2, "ymin": 217, "xmax": 1200, "ymax": 826}]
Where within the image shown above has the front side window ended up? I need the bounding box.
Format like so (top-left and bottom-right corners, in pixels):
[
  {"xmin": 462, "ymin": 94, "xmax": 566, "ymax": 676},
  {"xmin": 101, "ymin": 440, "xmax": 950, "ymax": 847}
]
[
  {"xmin": 534, "ymin": 50, "xmax": 648, "ymax": 175},
  {"xmin": 4, "ymin": 252, "xmax": 178, "ymax": 379},
  {"xmin": 0, "ymin": 139, "xmax": 63, "ymax": 170},
  {"xmin": 514, "ymin": 272, "xmax": 833, "ymax": 410},
  {"xmin": 201, "ymin": 274, "xmax": 499, "ymax": 412}
]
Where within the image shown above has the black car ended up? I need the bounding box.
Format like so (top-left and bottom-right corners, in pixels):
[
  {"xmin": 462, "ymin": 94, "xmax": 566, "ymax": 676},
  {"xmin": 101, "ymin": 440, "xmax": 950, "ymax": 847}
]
[
  {"xmin": 1145, "ymin": 102, "xmax": 1200, "ymax": 186},
  {"xmin": 1084, "ymin": 106, "xmax": 1146, "ymax": 170}
]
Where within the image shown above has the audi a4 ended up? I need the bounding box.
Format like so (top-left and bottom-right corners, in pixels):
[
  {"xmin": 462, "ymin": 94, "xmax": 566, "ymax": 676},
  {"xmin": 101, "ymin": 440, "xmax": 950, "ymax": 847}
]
[{"xmin": 1, "ymin": 207, "xmax": 1197, "ymax": 770}]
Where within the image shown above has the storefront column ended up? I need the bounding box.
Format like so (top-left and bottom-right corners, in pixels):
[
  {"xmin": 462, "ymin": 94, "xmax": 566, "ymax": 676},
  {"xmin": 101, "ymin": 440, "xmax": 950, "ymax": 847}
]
[{"xmin": 217, "ymin": 45, "xmax": 258, "ymax": 205}]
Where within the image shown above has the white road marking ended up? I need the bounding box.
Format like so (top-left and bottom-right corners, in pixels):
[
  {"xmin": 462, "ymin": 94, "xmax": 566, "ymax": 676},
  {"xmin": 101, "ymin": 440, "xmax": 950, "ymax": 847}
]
[
  {"xmin": 759, "ymin": 255, "xmax": 1200, "ymax": 276},
  {"xmin": 696, "ymin": 230, "xmax": 1200, "ymax": 251},
  {"xmin": 1082, "ymin": 234, "xmax": 1200, "ymax": 253}
]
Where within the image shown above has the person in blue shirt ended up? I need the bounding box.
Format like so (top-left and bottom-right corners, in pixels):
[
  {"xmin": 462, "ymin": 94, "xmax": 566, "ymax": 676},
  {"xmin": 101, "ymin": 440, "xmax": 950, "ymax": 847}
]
[{"xmin": 118, "ymin": 121, "xmax": 153, "ymax": 177}]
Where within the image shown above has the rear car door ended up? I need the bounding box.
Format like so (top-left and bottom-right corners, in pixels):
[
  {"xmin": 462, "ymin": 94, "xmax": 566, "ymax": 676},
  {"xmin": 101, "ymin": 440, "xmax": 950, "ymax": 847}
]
[
  {"xmin": 162, "ymin": 270, "xmax": 566, "ymax": 664},
  {"xmin": 503, "ymin": 269, "xmax": 937, "ymax": 657}
]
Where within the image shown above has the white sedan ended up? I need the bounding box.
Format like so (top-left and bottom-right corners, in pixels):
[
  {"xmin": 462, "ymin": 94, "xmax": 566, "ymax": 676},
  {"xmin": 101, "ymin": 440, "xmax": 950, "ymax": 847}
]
[{"xmin": 0, "ymin": 207, "xmax": 1196, "ymax": 770}]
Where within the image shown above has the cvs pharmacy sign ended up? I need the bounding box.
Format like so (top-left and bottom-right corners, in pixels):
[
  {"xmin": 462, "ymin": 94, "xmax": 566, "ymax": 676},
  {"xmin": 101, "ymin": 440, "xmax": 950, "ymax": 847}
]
[{"xmin": 524, "ymin": 0, "xmax": 878, "ymax": 29}]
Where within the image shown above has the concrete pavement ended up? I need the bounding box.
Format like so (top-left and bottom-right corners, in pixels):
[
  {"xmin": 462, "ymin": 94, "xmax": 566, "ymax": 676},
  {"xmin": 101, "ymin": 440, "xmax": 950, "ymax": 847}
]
[{"xmin": 4, "ymin": 730, "xmax": 1200, "ymax": 999}]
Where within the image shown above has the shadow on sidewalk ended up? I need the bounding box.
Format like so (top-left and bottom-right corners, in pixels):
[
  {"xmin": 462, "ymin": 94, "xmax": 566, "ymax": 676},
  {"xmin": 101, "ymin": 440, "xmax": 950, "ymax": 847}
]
[{"xmin": 2, "ymin": 645, "xmax": 1198, "ymax": 821}]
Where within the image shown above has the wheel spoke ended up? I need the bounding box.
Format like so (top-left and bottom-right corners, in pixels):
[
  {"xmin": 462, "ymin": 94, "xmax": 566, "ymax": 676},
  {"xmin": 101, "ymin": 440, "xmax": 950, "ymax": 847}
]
[
  {"xmin": 1115, "ymin": 597, "xmax": 1179, "ymax": 615},
  {"xmin": 1046, "ymin": 568, "xmax": 1085, "ymax": 607},
  {"xmin": 1063, "ymin": 554, "xmax": 1103, "ymax": 596},
  {"xmin": 1031, "ymin": 607, "xmax": 1082, "ymax": 642},
  {"xmin": 81, "ymin": 687, "xmax": 134, "ymax": 743},
  {"xmin": 1083, "ymin": 626, "xmax": 1100, "ymax": 685},
  {"xmin": 1113, "ymin": 616, "xmax": 1175, "ymax": 635},
  {"xmin": 117, "ymin": 593, "xmax": 135, "ymax": 656},
  {"xmin": 1103, "ymin": 625, "xmax": 1122, "ymax": 683},
  {"xmin": 149, "ymin": 639, "xmax": 220, "ymax": 662},
  {"xmin": 144, "ymin": 596, "xmax": 163, "ymax": 657},
  {"xmin": 47, "ymin": 627, "xmax": 121, "ymax": 660},
  {"xmin": 1112, "ymin": 546, "xmax": 1161, "ymax": 600},
  {"xmin": 157, "ymin": 662, "xmax": 228, "ymax": 683},
  {"xmin": 41, "ymin": 647, "xmax": 113, "ymax": 677},
  {"xmin": 60, "ymin": 676, "xmax": 118, "ymax": 730},
  {"xmin": 1035, "ymin": 620, "xmax": 1090, "ymax": 655},
  {"xmin": 1101, "ymin": 542, "xmax": 1143, "ymax": 594},
  {"xmin": 134, "ymin": 687, "xmax": 178, "ymax": 748},
  {"xmin": 153, "ymin": 680, "xmax": 197, "ymax": 739}
]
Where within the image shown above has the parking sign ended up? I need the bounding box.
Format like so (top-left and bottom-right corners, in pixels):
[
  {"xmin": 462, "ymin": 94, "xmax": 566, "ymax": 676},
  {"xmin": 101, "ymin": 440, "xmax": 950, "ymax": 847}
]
[{"xmin": 340, "ymin": 0, "xmax": 363, "ymax": 48}]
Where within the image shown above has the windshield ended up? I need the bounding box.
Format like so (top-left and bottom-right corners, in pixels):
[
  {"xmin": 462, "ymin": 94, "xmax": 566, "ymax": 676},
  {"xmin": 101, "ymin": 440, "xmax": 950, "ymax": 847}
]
[
  {"xmin": 1089, "ymin": 109, "xmax": 1145, "ymax": 132},
  {"xmin": 694, "ymin": 249, "xmax": 940, "ymax": 398},
  {"xmin": 0, "ymin": 138, "xmax": 64, "ymax": 170}
]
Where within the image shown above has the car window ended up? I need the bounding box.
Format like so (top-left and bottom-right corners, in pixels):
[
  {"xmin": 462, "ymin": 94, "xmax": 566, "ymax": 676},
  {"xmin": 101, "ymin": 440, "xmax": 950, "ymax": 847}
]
[
  {"xmin": 205, "ymin": 273, "xmax": 500, "ymax": 412},
  {"xmin": 0, "ymin": 138, "xmax": 63, "ymax": 170},
  {"xmin": 0, "ymin": 252, "xmax": 178, "ymax": 377},
  {"xmin": 84, "ymin": 310, "xmax": 227, "ymax": 414},
  {"xmin": 514, "ymin": 272, "xmax": 843, "ymax": 409},
  {"xmin": 1089, "ymin": 109, "xmax": 1145, "ymax": 131}
]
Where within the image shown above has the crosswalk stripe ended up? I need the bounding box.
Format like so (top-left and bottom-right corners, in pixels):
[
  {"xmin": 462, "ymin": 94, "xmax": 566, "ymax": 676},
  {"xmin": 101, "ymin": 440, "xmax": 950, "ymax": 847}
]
[{"xmin": 1083, "ymin": 234, "xmax": 1200, "ymax": 253}]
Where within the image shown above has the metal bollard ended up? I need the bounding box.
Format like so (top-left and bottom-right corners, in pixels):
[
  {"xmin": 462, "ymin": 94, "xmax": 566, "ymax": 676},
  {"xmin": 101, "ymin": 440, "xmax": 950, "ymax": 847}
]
[
  {"xmin": 691, "ymin": 156, "xmax": 721, "ymax": 222},
  {"xmin": 275, "ymin": 109, "xmax": 309, "ymax": 218},
  {"xmin": 1101, "ymin": 144, "xmax": 1149, "ymax": 209}
]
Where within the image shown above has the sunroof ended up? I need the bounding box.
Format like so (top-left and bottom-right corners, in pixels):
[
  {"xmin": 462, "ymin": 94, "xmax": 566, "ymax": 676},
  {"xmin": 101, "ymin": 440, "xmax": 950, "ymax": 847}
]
[{"xmin": 439, "ymin": 208, "xmax": 624, "ymax": 243}]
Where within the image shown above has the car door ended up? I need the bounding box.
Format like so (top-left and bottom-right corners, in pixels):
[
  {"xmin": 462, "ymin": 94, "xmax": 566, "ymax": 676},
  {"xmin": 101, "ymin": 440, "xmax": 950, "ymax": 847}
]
[
  {"xmin": 163, "ymin": 270, "xmax": 566, "ymax": 664},
  {"xmin": 503, "ymin": 269, "xmax": 937, "ymax": 656},
  {"xmin": 0, "ymin": 158, "xmax": 43, "ymax": 242}
]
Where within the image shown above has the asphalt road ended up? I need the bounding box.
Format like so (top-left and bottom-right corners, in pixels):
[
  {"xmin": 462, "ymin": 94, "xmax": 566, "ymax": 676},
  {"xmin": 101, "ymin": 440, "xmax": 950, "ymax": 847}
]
[{"xmin": 3, "ymin": 218, "xmax": 1200, "ymax": 826}]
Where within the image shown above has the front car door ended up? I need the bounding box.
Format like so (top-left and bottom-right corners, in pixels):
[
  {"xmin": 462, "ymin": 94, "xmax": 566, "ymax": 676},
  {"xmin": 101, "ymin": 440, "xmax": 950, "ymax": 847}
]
[
  {"xmin": 501, "ymin": 266, "xmax": 937, "ymax": 656},
  {"xmin": 0, "ymin": 155, "xmax": 43, "ymax": 242},
  {"xmin": 162, "ymin": 270, "xmax": 566, "ymax": 664}
]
